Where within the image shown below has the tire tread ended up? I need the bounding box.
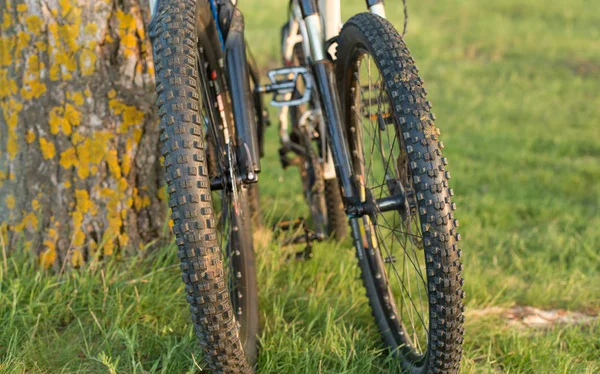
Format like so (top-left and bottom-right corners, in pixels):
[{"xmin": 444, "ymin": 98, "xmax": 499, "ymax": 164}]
[
  {"xmin": 337, "ymin": 13, "xmax": 464, "ymax": 373},
  {"xmin": 149, "ymin": 1, "xmax": 252, "ymax": 372}
]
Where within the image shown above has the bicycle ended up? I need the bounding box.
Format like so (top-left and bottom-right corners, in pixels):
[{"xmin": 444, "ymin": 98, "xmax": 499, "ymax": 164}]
[{"xmin": 149, "ymin": 0, "xmax": 465, "ymax": 372}]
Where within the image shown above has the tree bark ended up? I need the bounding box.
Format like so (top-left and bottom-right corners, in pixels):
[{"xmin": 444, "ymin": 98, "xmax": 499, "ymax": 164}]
[{"xmin": 0, "ymin": 0, "xmax": 165, "ymax": 269}]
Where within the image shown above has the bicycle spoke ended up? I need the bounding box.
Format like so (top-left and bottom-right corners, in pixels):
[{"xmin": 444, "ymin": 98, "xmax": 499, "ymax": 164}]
[
  {"xmin": 352, "ymin": 51, "xmax": 430, "ymax": 354},
  {"xmin": 372, "ymin": 221, "xmax": 428, "ymax": 342},
  {"xmin": 375, "ymin": 218, "xmax": 427, "ymax": 299}
]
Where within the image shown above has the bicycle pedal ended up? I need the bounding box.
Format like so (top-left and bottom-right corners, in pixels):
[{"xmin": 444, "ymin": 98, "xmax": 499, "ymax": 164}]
[
  {"xmin": 291, "ymin": 248, "xmax": 313, "ymax": 261},
  {"xmin": 273, "ymin": 216, "xmax": 327, "ymax": 261},
  {"xmin": 281, "ymin": 231, "xmax": 322, "ymax": 246},
  {"xmin": 256, "ymin": 67, "xmax": 313, "ymax": 107},
  {"xmin": 282, "ymin": 232, "xmax": 321, "ymax": 261},
  {"xmin": 278, "ymin": 147, "xmax": 301, "ymax": 169}
]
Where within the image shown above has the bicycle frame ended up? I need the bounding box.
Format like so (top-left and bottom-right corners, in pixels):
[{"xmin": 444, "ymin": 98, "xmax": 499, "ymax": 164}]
[
  {"xmin": 288, "ymin": 0, "xmax": 387, "ymax": 210},
  {"xmin": 300, "ymin": 0, "xmax": 386, "ymax": 53}
]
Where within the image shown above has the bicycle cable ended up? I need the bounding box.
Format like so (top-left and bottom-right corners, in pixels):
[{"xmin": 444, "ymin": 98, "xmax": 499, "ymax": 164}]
[{"xmin": 402, "ymin": 0, "xmax": 408, "ymax": 36}]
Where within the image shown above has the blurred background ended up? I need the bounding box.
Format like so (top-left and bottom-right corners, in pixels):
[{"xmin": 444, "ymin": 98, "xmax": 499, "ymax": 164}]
[{"xmin": 1, "ymin": 0, "xmax": 598, "ymax": 372}]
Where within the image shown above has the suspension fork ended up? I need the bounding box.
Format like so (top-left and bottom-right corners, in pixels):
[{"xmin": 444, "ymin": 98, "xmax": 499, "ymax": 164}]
[
  {"xmin": 365, "ymin": 0, "xmax": 386, "ymax": 18},
  {"xmin": 224, "ymin": 8, "xmax": 261, "ymax": 180},
  {"xmin": 298, "ymin": 0, "xmax": 358, "ymax": 207}
]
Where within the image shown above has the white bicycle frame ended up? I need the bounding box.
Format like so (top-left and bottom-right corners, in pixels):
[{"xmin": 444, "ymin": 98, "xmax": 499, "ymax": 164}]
[
  {"xmin": 149, "ymin": 0, "xmax": 158, "ymax": 16},
  {"xmin": 282, "ymin": 0, "xmax": 387, "ymax": 179},
  {"xmin": 291, "ymin": 0, "xmax": 386, "ymax": 59}
]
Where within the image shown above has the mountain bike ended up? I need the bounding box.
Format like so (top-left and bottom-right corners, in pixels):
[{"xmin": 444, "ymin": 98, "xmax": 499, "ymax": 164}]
[{"xmin": 149, "ymin": 0, "xmax": 465, "ymax": 372}]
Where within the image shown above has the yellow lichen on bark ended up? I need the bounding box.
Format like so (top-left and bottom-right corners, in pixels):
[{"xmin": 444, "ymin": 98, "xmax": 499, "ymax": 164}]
[
  {"xmin": 70, "ymin": 189, "xmax": 98, "ymax": 248},
  {"xmin": 69, "ymin": 91, "xmax": 84, "ymax": 106},
  {"xmin": 2, "ymin": 10, "xmax": 11, "ymax": 29},
  {"xmin": 157, "ymin": 186, "xmax": 167, "ymax": 201},
  {"xmin": 75, "ymin": 190, "xmax": 95, "ymax": 215},
  {"xmin": 39, "ymin": 137, "xmax": 56, "ymax": 159},
  {"xmin": 109, "ymin": 97, "xmax": 145, "ymax": 134},
  {"xmin": 40, "ymin": 226, "xmax": 59, "ymax": 269},
  {"xmin": 5, "ymin": 195, "xmax": 15, "ymax": 210},
  {"xmin": 115, "ymin": 10, "xmax": 138, "ymax": 58},
  {"xmin": 45, "ymin": 0, "xmax": 88, "ymax": 82},
  {"xmin": 21, "ymin": 55, "xmax": 47, "ymax": 100},
  {"xmin": 1, "ymin": 99, "xmax": 23, "ymax": 159},
  {"xmin": 49, "ymin": 106, "xmax": 65, "ymax": 135},
  {"xmin": 104, "ymin": 148, "xmax": 122, "ymax": 179},
  {"xmin": 133, "ymin": 187, "xmax": 151, "ymax": 211},
  {"xmin": 25, "ymin": 14, "xmax": 42, "ymax": 36},
  {"xmin": 25, "ymin": 129, "xmax": 35, "ymax": 143},
  {"xmin": 79, "ymin": 40, "xmax": 96, "ymax": 76},
  {"xmin": 0, "ymin": 69, "xmax": 18, "ymax": 98},
  {"xmin": 16, "ymin": 31, "xmax": 30, "ymax": 54},
  {"xmin": 64, "ymin": 103, "xmax": 81, "ymax": 125},
  {"xmin": 59, "ymin": 147, "xmax": 76, "ymax": 168},
  {"xmin": 1, "ymin": 0, "xmax": 163, "ymax": 269},
  {"xmin": 12, "ymin": 211, "xmax": 38, "ymax": 232},
  {"xmin": 0, "ymin": 35, "xmax": 16, "ymax": 67},
  {"xmin": 59, "ymin": 131, "xmax": 115, "ymax": 179}
]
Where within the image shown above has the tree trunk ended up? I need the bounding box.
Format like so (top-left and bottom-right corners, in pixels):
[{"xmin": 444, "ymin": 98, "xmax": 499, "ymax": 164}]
[{"xmin": 0, "ymin": 0, "xmax": 165, "ymax": 269}]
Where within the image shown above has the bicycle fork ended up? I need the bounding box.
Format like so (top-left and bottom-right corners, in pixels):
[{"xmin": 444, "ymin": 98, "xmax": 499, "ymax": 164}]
[
  {"xmin": 296, "ymin": 0, "xmax": 373, "ymax": 264},
  {"xmin": 298, "ymin": 0, "xmax": 358, "ymax": 210},
  {"xmin": 299, "ymin": 1, "xmax": 404, "ymax": 221}
]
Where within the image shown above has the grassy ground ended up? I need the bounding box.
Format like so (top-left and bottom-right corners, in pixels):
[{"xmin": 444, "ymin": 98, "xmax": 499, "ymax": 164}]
[{"xmin": 2, "ymin": 0, "xmax": 599, "ymax": 372}]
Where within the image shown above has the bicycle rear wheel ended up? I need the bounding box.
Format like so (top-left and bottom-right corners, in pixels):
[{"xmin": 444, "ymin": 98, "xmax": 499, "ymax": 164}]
[
  {"xmin": 336, "ymin": 13, "xmax": 465, "ymax": 373},
  {"xmin": 281, "ymin": 23, "xmax": 347, "ymax": 239},
  {"xmin": 150, "ymin": 0, "xmax": 257, "ymax": 372}
]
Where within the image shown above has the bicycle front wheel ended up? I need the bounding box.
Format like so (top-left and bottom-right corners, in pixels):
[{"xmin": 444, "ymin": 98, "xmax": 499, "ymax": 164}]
[
  {"xmin": 336, "ymin": 13, "xmax": 465, "ymax": 373},
  {"xmin": 150, "ymin": 0, "xmax": 257, "ymax": 372}
]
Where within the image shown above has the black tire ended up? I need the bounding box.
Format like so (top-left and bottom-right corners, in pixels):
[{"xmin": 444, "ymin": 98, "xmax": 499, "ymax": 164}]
[
  {"xmin": 297, "ymin": 143, "xmax": 328, "ymax": 236},
  {"xmin": 224, "ymin": 186, "xmax": 259, "ymax": 365},
  {"xmin": 324, "ymin": 177, "xmax": 347, "ymax": 239},
  {"xmin": 336, "ymin": 14, "xmax": 464, "ymax": 373},
  {"xmin": 247, "ymin": 184, "xmax": 262, "ymax": 229},
  {"xmin": 150, "ymin": 1, "xmax": 256, "ymax": 372},
  {"xmin": 281, "ymin": 23, "xmax": 347, "ymax": 239}
]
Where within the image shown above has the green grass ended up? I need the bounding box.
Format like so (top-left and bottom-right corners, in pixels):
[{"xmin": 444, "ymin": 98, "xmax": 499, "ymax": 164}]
[{"xmin": 2, "ymin": 0, "xmax": 600, "ymax": 372}]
